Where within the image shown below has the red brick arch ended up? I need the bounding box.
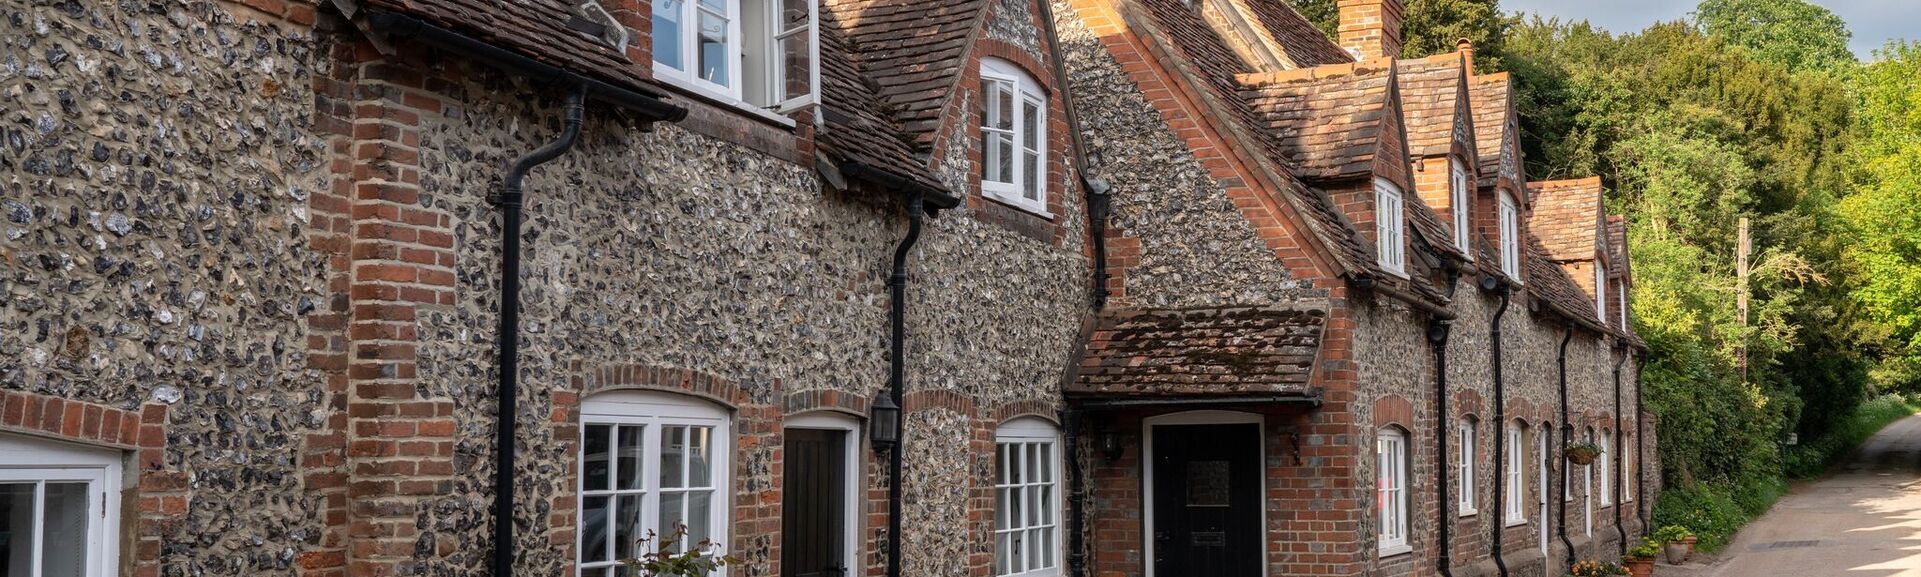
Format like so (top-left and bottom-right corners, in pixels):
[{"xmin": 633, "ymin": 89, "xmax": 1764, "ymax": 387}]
[
  {"xmin": 783, "ymin": 388, "xmax": 870, "ymax": 418},
  {"xmin": 988, "ymin": 400, "xmax": 1059, "ymax": 425},
  {"xmin": 571, "ymin": 362, "xmax": 746, "ymax": 408},
  {"xmin": 1374, "ymin": 394, "xmax": 1415, "ymax": 432}
]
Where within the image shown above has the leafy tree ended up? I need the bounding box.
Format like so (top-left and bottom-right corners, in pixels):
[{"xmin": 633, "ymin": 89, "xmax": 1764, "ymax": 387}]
[
  {"xmin": 1287, "ymin": 0, "xmax": 1510, "ymax": 71},
  {"xmin": 1840, "ymin": 42, "xmax": 1921, "ymax": 388},
  {"xmin": 1692, "ymin": 0, "xmax": 1855, "ymax": 73}
]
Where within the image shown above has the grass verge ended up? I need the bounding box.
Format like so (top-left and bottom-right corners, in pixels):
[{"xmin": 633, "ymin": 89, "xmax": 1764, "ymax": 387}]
[{"xmin": 1784, "ymin": 393, "xmax": 1921, "ymax": 479}]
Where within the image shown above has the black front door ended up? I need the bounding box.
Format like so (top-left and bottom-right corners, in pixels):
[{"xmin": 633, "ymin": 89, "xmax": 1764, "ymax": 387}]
[
  {"xmin": 1152, "ymin": 423, "xmax": 1263, "ymax": 577},
  {"xmin": 782, "ymin": 428, "xmax": 848, "ymax": 577}
]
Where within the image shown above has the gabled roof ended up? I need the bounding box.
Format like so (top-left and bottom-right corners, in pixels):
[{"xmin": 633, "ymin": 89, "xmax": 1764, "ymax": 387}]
[
  {"xmin": 1240, "ymin": 60, "xmax": 1396, "ymax": 182},
  {"xmin": 1469, "ymin": 73, "xmax": 1520, "ymax": 189},
  {"xmin": 1524, "ymin": 234, "xmax": 1599, "ymax": 323},
  {"xmin": 1237, "ymin": 0, "xmax": 1352, "ymax": 67},
  {"xmin": 1072, "ymin": 303, "xmax": 1328, "ymax": 396},
  {"xmin": 351, "ymin": 0, "xmax": 658, "ymax": 95},
  {"xmin": 824, "ymin": 0, "xmax": 993, "ymax": 150},
  {"xmin": 1606, "ymin": 215, "xmax": 1630, "ymax": 278},
  {"xmin": 1528, "ymin": 178, "xmax": 1606, "ymax": 262},
  {"xmin": 1398, "ymin": 53, "xmax": 1473, "ymax": 159},
  {"xmin": 817, "ymin": 11, "xmax": 951, "ymax": 193}
]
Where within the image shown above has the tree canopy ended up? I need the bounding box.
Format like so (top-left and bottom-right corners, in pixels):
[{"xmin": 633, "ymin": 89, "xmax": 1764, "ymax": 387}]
[{"xmin": 1692, "ymin": 0, "xmax": 1856, "ymax": 73}]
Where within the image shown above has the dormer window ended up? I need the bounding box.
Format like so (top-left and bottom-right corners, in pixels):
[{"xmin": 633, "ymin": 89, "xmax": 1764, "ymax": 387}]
[
  {"xmin": 1375, "ymin": 178, "xmax": 1406, "ymax": 276},
  {"xmin": 980, "ymin": 58, "xmax": 1049, "ymax": 215},
  {"xmin": 1499, "ymin": 191, "xmax": 1519, "ymax": 277},
  {"xmin": 654, "ymin": 0, "xmax": 818, "ymax": 113},
  {"xmin": 1451, "ymin": 158, "xmax": 1471, "ymax": 255}
]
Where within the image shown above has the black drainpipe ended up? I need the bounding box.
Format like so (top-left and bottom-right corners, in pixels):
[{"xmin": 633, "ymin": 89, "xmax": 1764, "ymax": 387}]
[
  {"xmin": 1061, "ymin": 405, "xmax": 1088, "ymax": 577},
  {"xmin": 1557, "ymin": 323, "xmax": 1576, "ymax": 569},
  {"xmin": 1613, "ymin": 344, "xmax": 1627, "ymax": 555},
  {"xmin": 1485, "ymin": 277, "xmax": 1511, "ymax": 577},
  {"xmin": 883, "ymin": 192, "xmax": 925, "ymax": 577},
  {"xmin": 1634, "ymin": 353, "xmax": 1647, "ymax": 532},
  {"xmin": 495, "ymin": 87, "xmax": 586, "ymax": 577},
  {"xmin": 1429, "ymin": 318, "xmax": 1455, "ymax": 577}
]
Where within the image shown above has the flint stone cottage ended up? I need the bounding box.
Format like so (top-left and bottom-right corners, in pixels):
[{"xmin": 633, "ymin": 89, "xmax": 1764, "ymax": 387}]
[{"xmin": 0, "ymin": 0, "xmax": 1652, "ymax": 576}]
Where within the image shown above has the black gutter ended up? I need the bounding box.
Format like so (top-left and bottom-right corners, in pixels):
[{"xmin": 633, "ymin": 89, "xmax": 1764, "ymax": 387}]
[
  {"xmin": 1351, "ymin": 276, "xmax": 1458, "ymax": 320},
  {"xmin": 840, "ymin": 162, "xmax": 961, "ymax": 211},
  {"xmin": 882, "ymin": 192, "xmax": 926, "ymax": 577},
  {"xmin": 1061, "ymin": 405, "xmax": 1089, "ymax": 577},
  {"xmin": 364, "ymin": 13, "xmax": 687, "ymax": 123},
  {"xmin": 1556, "ymin": 324, "xmax": 1576, "ymax": 569},
  {"xmin": 1032, "ymin": 0, "xmax": 1113, "ymax": 311},
  {"xmin": 494, "ymin": 87, "xmax": 586, "ymax": 577},
  {"xmin": 1613, "ymin": 344, "xmax": 1627, "ymax": 555},
  {"xmin": 1429, "ymin": 318, "xmax": 1455, "ymax": 577},
  {"xmin": 1634, "ymin": 353, "xmax": 1647, "ymax": 533},
  {"xmin": 1486, "ymin": 276, "xmax": 1512, "ymax": 577}
]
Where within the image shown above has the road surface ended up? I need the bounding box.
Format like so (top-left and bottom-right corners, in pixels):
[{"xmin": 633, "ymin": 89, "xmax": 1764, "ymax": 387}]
[{"xmin": 1710, "ymin": 415, "xmax": 1921, "ymax": 577}]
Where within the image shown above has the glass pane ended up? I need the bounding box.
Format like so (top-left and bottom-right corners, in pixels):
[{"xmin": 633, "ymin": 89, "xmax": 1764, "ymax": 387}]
[
  {"xmin": 1039, "ymin": 485, "xmax": 1054, "ymax": 523},
  {"xmin": 1008, "ymin": 530, "xmax": 1025, "ymax": 572},
  {"xmin": 586, "ymin": 424, "xmax": 612, "ymax": 492},
  {"xmin": 996, "ymin": 87, "xmax": 1014, "ymax": 131},
  {"xmin": 698, "ymin": 12, "xmax": 729, "ymax": 85},
  {"xmin": 995, "ymin": 532, "xmax": 1010, "ymax": 575},
  {"xmin": 780, "ymin": 32, "xmax": 811, "ymax": 101},
  {"xmin": 583, "ymin": 495, "xmax": 611, "ymax": 562},
  {"xmin": 1007, "ymin": 444, "xmax": 1023, "ymax": 485},
  {"xmin": 653, "ymin": 0, "xmax": 684, "ymax": 69},
  {"xmin": 1023, "ymin": 151, "xmax": 1040, "ymax": 201},
  {"xmin": 995, "ymin": 488, "xmax": 1009, "ymax": 530},
  {"xmin": 982, "ymin": 80, "xmax": 1001, "ymax": 127},
  {"xmin": 1008, "ymin": 484, "xmax": 1024, "ymax": 529},
  {"xmin": 1026, "ymin": 485, "xmax": 1040, "ymax": 526},
  {"xmin": 688, "ymin": 427, "xmax": 712, "ymax": 488},
  {"xmin": 661, "ymin": 427, "xmax": 686, "ymax": 489},
  {"xmin": 0, "ymin": 484, "xmax": 35, "ymax": 577},
  {"xmin": 615, "ymin": 495, "xmax": 642, "ymax": 562},
  {"xmin": 698, "ymin": 0, "xmax": 725, "ymax": 13},
  {"xmin": 617, "ymin": 425, "xmax": 644, "ymax": 490},
  {"xmin": 1022, "ymin": 100, "xmax": 1039, "ymax": 148},
  {"xmin": 1040, "ymin": 527, "xmax": 1054, "ymax": 568},
  {"xmin": 687, "ymin": 491, "xmax": 712, "ymax": 548},
  {"xmin": 995, "ymin": 444, "xmax": 1008, "ymax": 485},
  {"xmin": 42, "ymin": 483, "xmax": 87, "ymax": 577},
  {"xmin": 996, "ymin": 135, "xmax": 1014, "ymax": 185},
  {"xmin": 658, "ymin": 492, "xmax": 686, "ymax": 551},
  {"xmin": 781, "ymin": 0, "xmax": 809, "ymax": 28},
  {"xmin": 1037, "ymin": 443, "xmax": 1052, "ymax": 483}
]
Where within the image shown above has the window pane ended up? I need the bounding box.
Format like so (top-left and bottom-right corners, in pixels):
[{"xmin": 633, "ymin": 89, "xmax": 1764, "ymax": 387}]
[
  {"xmin": 653, "ymin": 0, "xmax": 684, "ymax": 69},
  {"xmin": 698, "ymin": 11, "xmax": 729, "ymax": 85},
  {"xmin": 584, "ymin": 495, "xmax": 611, "ymax": 562},
  {"xmin": 586, "ymin": 424, "xmax": 612, "ymax": 492},
  {"xmin": 780, "ymin": 31, "xmax": 811, "ymax": 102},
  {"xmin": 996, "ymin": 444, "xmax": 1009, "ymax": 485},
  {"xmin": 995, "ymin": 532, "xmax": 1010, "ymax": 575},
  {"xmin": 659, "ymin": 491, "xmax": 686, "ymax": 551},
  {"xmin": 1039, "ymin": 484, "xmax": 1054, "ymax": 523},
  {"xmin": 615, "ymin": 494, "xmax": 642, "ymax": 562},
  {"xmin": 1008, "ymin": 530, "xmax": 1025, "ymax": 572},
  {"xmin": 42, "ymin": 482, "xmax": 88, "ymax": 577},
  {"xmin": 617, "ymin": 425, "xmax": 644, "ymax": 490},
  {"xmin": 1037, "ymin": 443, "xmax": 1052, "ymax": 483},
  {"xmin": 995, "ymin": 488, "xmax": 1009, "ymax": 530},
  {"xmin": 1023, "ymin": 152, "xmax": 1040, "ymax": 201},
  {"xmin": 996, "ymin": 135, "xmax": 1014, "ymax": 184},
  {"xmin": 661, "ymin": 427, "xmax": 686, "ymax": 489},
  {"xmin": 689, "ymin": 427, "xmax": 713, "ymax": 488},
  {"xmin": 1022, "ymin": 100, "xmax": 1039, "ymax": 149},
  {"xmin": 983, "ymin": 132, "xmax": 1005, "ymax": 184},
  {"xmin": 0, "ymin": 484, "xmax": 34, "ymax": 577},
  {"xmin": 781, "ymin": 0, "xmax": 808, "ymax": 29},
  {"xmin": 996, "ymin": 87, "xmax": 1015, "ymax": 131},
  {"xmin": 688, "ymin": 491, "xmax": 713, "ymax": 547}
]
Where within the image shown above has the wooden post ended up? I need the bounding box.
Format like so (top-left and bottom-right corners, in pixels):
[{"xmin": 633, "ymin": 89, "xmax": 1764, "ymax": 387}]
[{"xmin": 1737, "ymin": 216, "xmax": 1750, "ymax": 383}]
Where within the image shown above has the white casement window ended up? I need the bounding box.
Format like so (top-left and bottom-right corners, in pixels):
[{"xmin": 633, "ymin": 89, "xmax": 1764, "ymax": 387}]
[
  {"xmin": 1506, "ymin": 422, "xmax": 1526, "ymax": 524},
  {"xmin": 654, "ymin": 0, "xmax": 819, "ymax": 113},
  {"xmin": 1375, "ymin": 178, "xmax": 1407, "ymax": 276},
  {"xmin": 1451, "ymin": 158, "xmax": 1472, "ymax": 254},
  {"xmin": 1538, "ymin": 425, "xmax": 1550, "ymax": 555},
  {"xmin": 1624, "ymin": 435, "xmax": 1635, "ymax": 502},
  {"xmin": 1600, "ymin": 431, "xmax": 1613, "ymax": 506},
  {"xmin": 1620, "ymin": 288, "xmax": 1629, "ymax": 330},
  {"xmin": 995, "ymin": 418, "xmax": 1062, "ymax": 577},
  {"xmin": 1499, "ymin": 191, "xmax": 1520, "ymax": 277},
  {"xmin": 980, "ymin": 58, "xmax": 1049, "ymax": 215},
  {"xmin": 578, "ymin": 391, "xmax": 732, "ymax": 577},
  {"xmin": 0, "ymin": 434, "xmax": 122, "ymax": 577},
  {"xmin": 1583, "ymin": 428, "xmax": 1594, "ymax": 537},
  {"xmin": 1457, "ymin": 418, "xmax": 1477, "ymax": 516},
  {"xmin": 1377, "ymin": 428, "xmax": 1410, "ymax": 555},
  {"xmin": 1595, "ymin": 264, "xmax": 1608, "ymax": 322}
]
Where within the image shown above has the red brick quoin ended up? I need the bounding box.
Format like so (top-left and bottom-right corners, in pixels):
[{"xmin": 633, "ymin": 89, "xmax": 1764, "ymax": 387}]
[{"xmin": 0, "ymin": 390, "xmax": 180, "ymax": 577}]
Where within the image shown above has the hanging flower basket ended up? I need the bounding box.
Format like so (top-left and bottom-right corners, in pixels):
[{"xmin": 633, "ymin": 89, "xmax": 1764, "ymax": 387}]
[{"xmin": 1566, "ymin": 441, "xmax": 1603, "ymax": 465}]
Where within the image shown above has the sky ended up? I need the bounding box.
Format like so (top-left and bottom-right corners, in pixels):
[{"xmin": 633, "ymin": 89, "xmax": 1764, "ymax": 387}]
[{"xmin": 1500, "ymin": 0, "xmax": 1917, "ymax": 59}]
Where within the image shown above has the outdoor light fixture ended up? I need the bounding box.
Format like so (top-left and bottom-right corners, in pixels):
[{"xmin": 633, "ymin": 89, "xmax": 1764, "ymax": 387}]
[
  {"xmin": 1100, "ymin": 429, "xmax": 1124, "ymax": 462},
  {"xmin": 870, "ymin": 394, "xmax": 901, "ymax": 450}
]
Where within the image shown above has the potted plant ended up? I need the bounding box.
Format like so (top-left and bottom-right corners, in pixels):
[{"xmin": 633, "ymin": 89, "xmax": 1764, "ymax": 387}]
[
  {"xmin": 622, "ymin": 525, "xmax": 741, "ymax": 576},
  {"xmin": 1566, "ymin": 440, "xmax": 1604, "ymax": 465},
  {"xmin": 1567, "ymin": 559, "xmax": 1630, "ymax": 577},
  {"xmin": 1653, "ymin": 525, "xmax": 1696, "ymax": 564},
  {"xmin": 1625, "ymin": 538, "xmax": 1661, "ymax": 576}
]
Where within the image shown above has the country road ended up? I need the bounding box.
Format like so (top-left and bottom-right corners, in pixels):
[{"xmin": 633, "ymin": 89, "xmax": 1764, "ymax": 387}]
[{"xmin": 1708, "ymin": 415, "xmax": 1921, "ymax": 577}]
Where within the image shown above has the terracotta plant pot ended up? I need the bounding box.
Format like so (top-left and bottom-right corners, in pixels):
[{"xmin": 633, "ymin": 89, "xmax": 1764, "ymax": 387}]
[
  {"xmin": 1664, "ymin": 542, "xmax": 1689, "ymax": 564},
  {"xmin": 1626, "ymin": 557, "xmax": 1656, "ymax": 577},
  {"xmin": 1682, "ymin": 535, "xmax": 1698, "ymax": 556}
]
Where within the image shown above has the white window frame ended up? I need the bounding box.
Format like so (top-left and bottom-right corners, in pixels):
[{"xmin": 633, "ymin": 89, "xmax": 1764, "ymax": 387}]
[
  {"xmin": 1451, "ymin": 158, "xmax": 1472, "ymax": 255},
  {"xmin": 1583, "ymin": 428, "xmax": 1594, "ymax": 537},
  {"xmin": 979, "ymin": 58, "xmax": 1050, "ymax": 216},
  {"xmin": 1595, "ymin": 263, "xmax": 1608, "ymax": 322},
  {"xmin": 1378, "ymin": 428, "xmax": 1411, "ymax": 556},
  {"xmin": 1600, "ymin": 430, "xmax": 1613, "ymax": 506},
  {"xmin": 1457, "ymin": 418, "xmax": 1477, "ymax": 516},
  {"xmin": 0, "ymin": 434, "xmax": 122, "ymax": 577},
  {"xmin": 1505, "ymin": 421, "xmax": 1526, "ymax": 525},
  {"xmin": 995, "ymin": 417, "xmax": 1064, "ymax": 577},
  {"xmin": 1375, "ymin": 178, "xmax": 1407, "ymax": 277},
  {"xmin": 1499, "ymin": 191, "xmax": 1520, "ymax": 277},
  {"xmin": 1620, "ymin": 286, "xmax": 1629, "ymax": 330},
  {"xmin": 654, "ymin": 0, "xmax": 818, "ymax": 122},
  {"xmin": 577, "ymin": 391, "xmax": 733, "ymax": 577},
  {"xmin": 1624, "ymin": 434, "xmax": 1634, "ymax": 502},
  {"xmin": 1538, "ymin": 425, "xmax": 1550, "ymax": 555}
]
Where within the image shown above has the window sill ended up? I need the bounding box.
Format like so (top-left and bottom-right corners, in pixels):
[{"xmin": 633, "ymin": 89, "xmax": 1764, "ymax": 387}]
[
  {"xmin": 651, "ymin": 68, "xmax": 799, "ymax": 129},
  {"xmin": 983, "ymin": 190, "xmax": 1054, "ymax": 219},
  {"xmin": 1506, "ymin": 518, "xmax": 1527, "ymax": 528},
  {"xmin": 1379, "ymin": 544, "xmax": 1413, "ymax": 559},
  {"xmin": 1459, "ymin": 509, "xmax": 1478, "ymax": 518}
]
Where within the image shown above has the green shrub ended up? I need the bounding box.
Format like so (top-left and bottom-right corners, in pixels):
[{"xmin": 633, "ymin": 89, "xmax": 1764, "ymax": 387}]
[
  {"xmin": 1783, "ymin": 393, "xmax": 1918, "ymax": 478},
  {"xmin": 1650, "ymin": 475, "xmax": 1786, "ymax": 552}
]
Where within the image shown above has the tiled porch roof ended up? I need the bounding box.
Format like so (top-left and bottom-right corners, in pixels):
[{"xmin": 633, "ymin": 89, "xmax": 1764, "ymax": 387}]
[
  {"xmin": 818, "ymin": 11, "xmax": 952, "ymax": 193},
  {"xmin": 352, "ymin": 0, "xmax": 658, "ymax": 95},
  {"xmin": 1398, "ymin": 53, "xmax": 1471, "ymax": 159},
  {"xmin": 1071, "ymin": 303, "xmax": 1329, "ymax": 397}
]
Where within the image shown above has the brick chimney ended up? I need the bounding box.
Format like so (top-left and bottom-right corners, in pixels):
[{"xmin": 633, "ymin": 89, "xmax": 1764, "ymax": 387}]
[{"xmin": 1337, "ymin": 0, "xmax": 1405, "ymax": 61}]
